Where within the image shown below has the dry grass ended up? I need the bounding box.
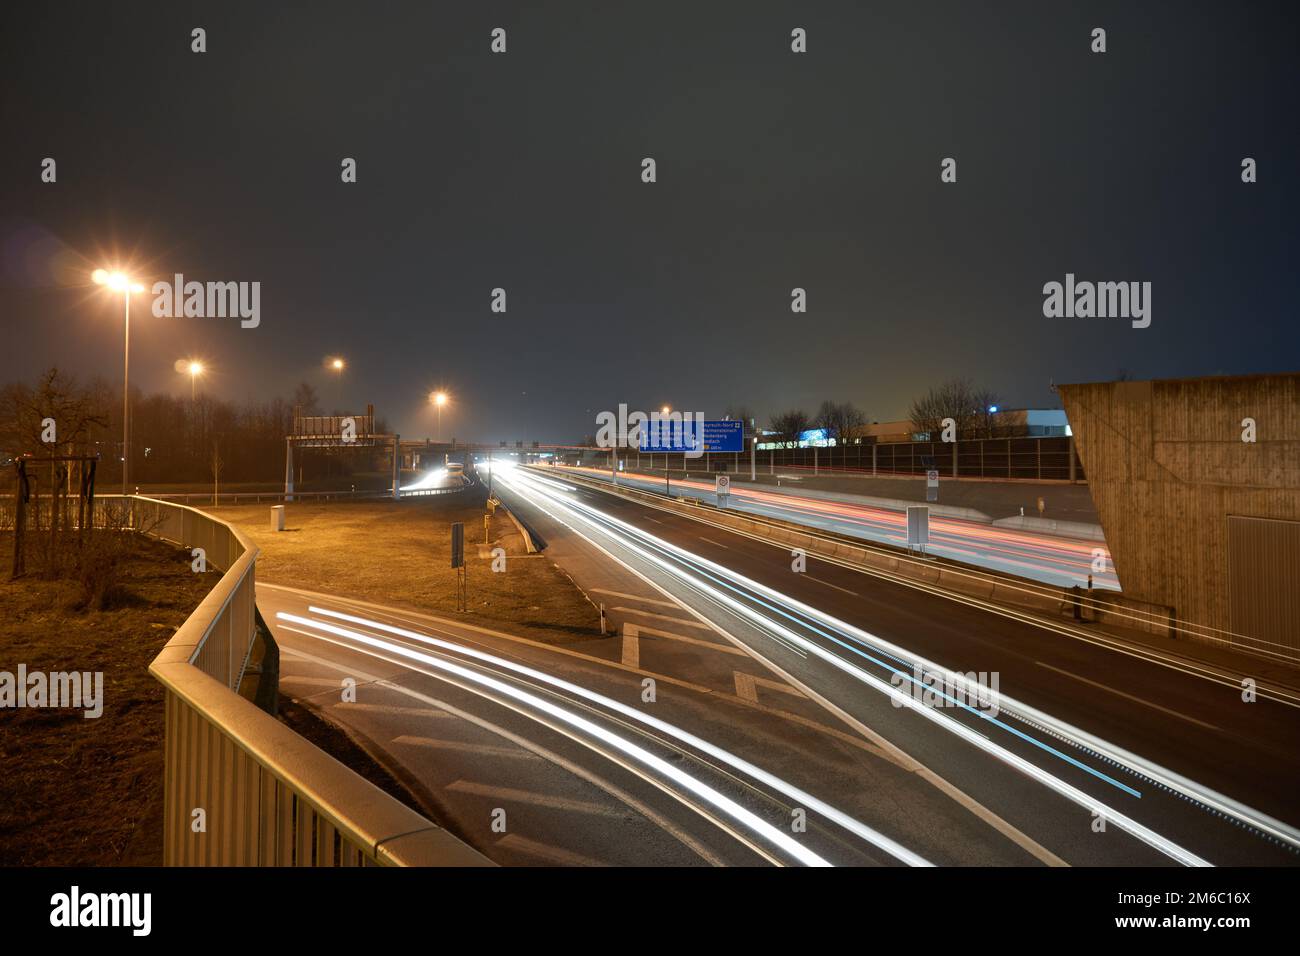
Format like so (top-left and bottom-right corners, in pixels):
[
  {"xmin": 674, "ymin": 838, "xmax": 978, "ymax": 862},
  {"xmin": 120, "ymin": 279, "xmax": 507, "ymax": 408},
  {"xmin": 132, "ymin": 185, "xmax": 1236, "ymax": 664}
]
[
  {"xmin": 209, "ymin": 490, "xmax": 599, "ymax": 644},
  {"xmin": 0, "ymin": 533, "xmax": 221, "ymax": 865}
]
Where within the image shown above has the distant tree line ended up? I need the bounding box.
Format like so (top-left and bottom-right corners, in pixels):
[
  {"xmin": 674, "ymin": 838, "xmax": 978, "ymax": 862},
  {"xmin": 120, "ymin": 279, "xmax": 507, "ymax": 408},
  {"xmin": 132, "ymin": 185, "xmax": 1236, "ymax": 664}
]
[
  {"xmin": 0, "ymin": 369, "xmax": 386, "ymax": 487},
  {"xmin": 906, "ymin": 378, "xmax": 1001, "ymax": 440},
  {"xmin": 764, "ymin": 379, "xmax": 1005, "ymax": 456}
]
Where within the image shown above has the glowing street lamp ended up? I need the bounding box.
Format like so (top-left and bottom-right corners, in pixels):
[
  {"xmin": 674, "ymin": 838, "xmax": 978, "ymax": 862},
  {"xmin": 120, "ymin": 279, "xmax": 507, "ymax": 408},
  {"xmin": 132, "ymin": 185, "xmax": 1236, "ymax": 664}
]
[
  {"xmin": 326, "ymin": 357, "xmax": 346, "ymax": 410},
  {"xmin": 93, "ymin": 269, "xmax": 146, "ymax": 495},
  {"xmin": 430, "ymin": 391, "xmax": 449, "ymax": 442},
  {"xmin": 185, "ymin": 360, "xmax": 205, "ymax": 401}
]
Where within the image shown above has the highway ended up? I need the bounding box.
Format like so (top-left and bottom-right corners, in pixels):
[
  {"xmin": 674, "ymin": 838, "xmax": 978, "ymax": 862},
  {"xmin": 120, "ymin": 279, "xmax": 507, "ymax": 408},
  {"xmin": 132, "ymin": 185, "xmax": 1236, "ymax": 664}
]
[
  {"xmin": 259, "ymin": 584, "xmax": 1008, "ymax": 865},
  {"xmin": 559, "ymin": 464, "xmax": 1118, "ymax": 590},
  {"xmin": 478, "ymin": 461, "xmax": 1300, "ymax": 866}
]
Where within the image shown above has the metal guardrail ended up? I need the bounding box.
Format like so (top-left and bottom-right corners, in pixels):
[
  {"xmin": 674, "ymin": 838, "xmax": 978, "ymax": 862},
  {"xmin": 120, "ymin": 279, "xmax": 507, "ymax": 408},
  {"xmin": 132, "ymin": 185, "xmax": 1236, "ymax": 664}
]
[
  {"xmin": 144, "ymin": 489, "xmax": 393, "ymax": 505},
  {"xmin": 537, "ymin": 468, "xmax": 1294, "ymax": 660},
  {"xmin": 114, "ymin": 495, "xmax": 491, "ymax": 867},
  {"xmin": 136, "ymin": 484, "xmax": 468, "ymax": 505}
]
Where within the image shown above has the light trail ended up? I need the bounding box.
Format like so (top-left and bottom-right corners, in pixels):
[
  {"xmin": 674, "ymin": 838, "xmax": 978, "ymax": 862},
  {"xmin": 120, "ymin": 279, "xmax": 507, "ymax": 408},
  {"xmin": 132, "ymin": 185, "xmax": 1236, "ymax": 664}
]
[
  {"xmin": 498, "ymin": 465, "xmax": 1300, "ymax": 863},
  {"xmin": 562, "ymin": 465, "xmax": 1115, "ymax": 589},
  {"xmin": 276, "ymin": 610, "xmax": 841, "ymax": 867},
  {"xmin": 297, "ymin": 603, "xmax": 933, "ymax": 867}
]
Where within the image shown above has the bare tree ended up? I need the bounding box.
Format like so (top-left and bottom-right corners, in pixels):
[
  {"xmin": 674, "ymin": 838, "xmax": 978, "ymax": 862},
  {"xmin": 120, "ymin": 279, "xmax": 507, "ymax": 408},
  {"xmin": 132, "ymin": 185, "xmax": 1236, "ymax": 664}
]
[
  {"xmin": 768, "ymin": 409, "xmax": 811, "ymax": 447},
  {"xmin": 813, "ymin": 400, "xmax": 866, "ymax": 465},
  {"xmin": 971, "ymin": 386, "xmax": 1001, "ymax": 438},
  {"xmin": 0, "ymin": 368, "xmax": 108, "ymax": 457},
  {"xmin": 0, "ymin": 369, "xmax": 109, "ymax": 518},
  {"xmin": 908, "ymin": 379, "xmax": 997, "ymax": 440},
  {"xmin": 292, "ymin": 381, "xmax": 321, "ymax": 416},
  {"xmin": 724, "ymin": 405, "xmax": 756, "ymax": 439}
]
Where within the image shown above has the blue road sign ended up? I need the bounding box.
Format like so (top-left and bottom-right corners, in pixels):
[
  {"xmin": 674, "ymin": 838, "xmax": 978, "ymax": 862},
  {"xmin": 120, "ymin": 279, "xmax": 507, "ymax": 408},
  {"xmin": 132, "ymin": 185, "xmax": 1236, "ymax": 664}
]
[{"xmin": 640, "ymin": 418, "xmax": 744, "ymax": 453}]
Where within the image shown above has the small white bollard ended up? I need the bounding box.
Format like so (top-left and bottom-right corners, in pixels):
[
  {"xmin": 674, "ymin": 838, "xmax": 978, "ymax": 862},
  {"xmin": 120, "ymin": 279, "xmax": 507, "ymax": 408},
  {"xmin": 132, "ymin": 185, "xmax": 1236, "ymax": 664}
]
[{"xmin": 271, "ymin": 505, "xmax": 286, "ymax": 532}]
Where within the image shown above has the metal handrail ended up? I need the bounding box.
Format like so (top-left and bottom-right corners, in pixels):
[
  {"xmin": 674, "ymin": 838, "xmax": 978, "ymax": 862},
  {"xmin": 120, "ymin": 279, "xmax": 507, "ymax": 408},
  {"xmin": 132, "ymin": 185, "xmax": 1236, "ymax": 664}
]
[{"xmin": 116, "ymin": 495, "xmax": 490, "ymax": 866}]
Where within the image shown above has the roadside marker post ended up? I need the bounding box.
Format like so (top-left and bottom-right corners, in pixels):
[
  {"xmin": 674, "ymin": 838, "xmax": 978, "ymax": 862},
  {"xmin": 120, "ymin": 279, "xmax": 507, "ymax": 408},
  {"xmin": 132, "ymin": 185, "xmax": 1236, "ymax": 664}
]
[{"xmin": 451, "ymin": 521, "xmax": 466, "ymax": 611}]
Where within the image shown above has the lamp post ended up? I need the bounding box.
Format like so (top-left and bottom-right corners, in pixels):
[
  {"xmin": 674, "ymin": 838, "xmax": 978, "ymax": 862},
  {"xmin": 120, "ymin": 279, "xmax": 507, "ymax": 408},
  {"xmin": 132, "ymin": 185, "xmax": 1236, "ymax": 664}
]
[
  {"xmin": 93, "ymin": 269, "xmax": 145, "ymax": 495},
  {"xmin": 431, "ymin": 391, "xmax": 448, "ymax": 442},
  {"xmin": 187, "ymin": 360, "xmax": 204, "ymax": 402},
  {"xmin": 327, "ymin": 357, "xmax": 345, "ymax": 411},
  {"xmin": 660, "ymin": 405, "xmax": 671, "ymax": 494}
]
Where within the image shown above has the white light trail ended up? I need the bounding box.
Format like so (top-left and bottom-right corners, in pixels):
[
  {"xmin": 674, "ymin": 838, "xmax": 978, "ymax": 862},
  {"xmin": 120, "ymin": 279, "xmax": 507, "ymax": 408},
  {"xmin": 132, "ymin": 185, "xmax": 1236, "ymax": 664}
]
[
  {"xmin": 301, "ymin": 604, "xmax": 933, "ymax": 867},
  {"xmin": 497, "ymin": 466, "xmax": 1290, "ymax": 865},
  {"xmin": 277, "ymin": 611, "xmax": 837, "ymax": 867}
]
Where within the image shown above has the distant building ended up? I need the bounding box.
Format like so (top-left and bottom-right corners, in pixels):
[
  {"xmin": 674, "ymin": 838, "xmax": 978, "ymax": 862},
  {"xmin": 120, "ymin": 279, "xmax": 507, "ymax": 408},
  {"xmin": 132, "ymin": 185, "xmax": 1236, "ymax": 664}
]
[{"xmin": 846, "ymin": 408, "xmax": 1069, "ymax": 445}]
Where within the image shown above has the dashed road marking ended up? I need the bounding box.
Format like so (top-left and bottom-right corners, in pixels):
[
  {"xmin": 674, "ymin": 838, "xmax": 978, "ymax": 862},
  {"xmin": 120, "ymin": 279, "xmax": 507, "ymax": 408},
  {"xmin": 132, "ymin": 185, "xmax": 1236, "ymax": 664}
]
[
  {"xmin": 495, "ymin": 833, "xmax": 607, "ymax": 867},
  {"xmin": 1035, "ymin": 661, "xmax": 1221, "ymax": 731},
  {"xmin": 393, "ymin": 735, "xmax": 542, "ymax": 759},
  {"xmin": 328, "ymin": 703, "xmax": 455, "ymax": 719},
  {"xmin": 805, "ymin": 574, "xmax": 858, "ymax": 596},
  {"xmin": 447, "ymin": 780, "xmax": 626, "ymax": 817}
]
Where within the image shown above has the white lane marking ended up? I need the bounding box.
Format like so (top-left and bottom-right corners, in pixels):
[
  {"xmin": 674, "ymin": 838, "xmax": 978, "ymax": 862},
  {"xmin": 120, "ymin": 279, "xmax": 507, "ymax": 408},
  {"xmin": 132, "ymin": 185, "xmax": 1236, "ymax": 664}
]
[
  {"xmin": 500, "ymin": 472, "xmax": 1216, "ymax": 865},
  {"xmin": 282, "ymin": 611, "xmax": 835, "ymax": 866},
  {"xmin": 281, "ymin": 676, "xmax": 353, "ymax": 689},
  {"xmin": 621, "ymin": 625, "xmax": 640, "ymax": 669},
  {"xmin": 621, "ymin": 621, "xmax": 746, "ymax": 656},
  {"xmin": 331, "ymin": 703, "xmax": 455, "ymax": 720},
  {"xmin": 393, "ymin": 735, "xmax": 543, "ymax": 759},
  {"xmin": 448, "ymin": 779, "xmax": 626, "ymax": 816},
  {"xmin": 280, "ymin": 640, "xmax": 730, "ymax": 866},
  {"xmin": 805, "ymin": 574, "xmax": 859, "ymax": 596},
  {"xmin": 734, "ymin": 672, "xmax": 805, "ymax": 703},
  {"xmin": 612, "ymin": 606, "xmax": 713, "ymax": 630},
  {"xmin": 554, "ymin": 487, "xmax": 1300, "ymax": 709},
  {"xmin": 498, "ymin": 475, "xmax": 1078, "ymax": 864},
  {"xmin": 698, "ymin": 536, "xmax": 730, "ymax": 549},
  {"xmin": 591, "ymin": 588, "xmax": 679, "ymax": 609},
  {"xmin": 495, "ymin": 833, "xmax": 607, "ymax": 867},
  {"xmin": 1035, "ymin": 662, "xmax": 1222, "ymax": 732}
]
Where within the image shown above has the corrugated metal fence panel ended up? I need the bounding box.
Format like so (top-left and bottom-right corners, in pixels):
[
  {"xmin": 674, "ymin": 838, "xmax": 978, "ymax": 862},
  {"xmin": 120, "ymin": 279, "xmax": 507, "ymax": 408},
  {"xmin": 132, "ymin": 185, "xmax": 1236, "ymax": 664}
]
[{"xmin": 1228, "ymin": 515, "xmax": 1300, "ymax": 658}]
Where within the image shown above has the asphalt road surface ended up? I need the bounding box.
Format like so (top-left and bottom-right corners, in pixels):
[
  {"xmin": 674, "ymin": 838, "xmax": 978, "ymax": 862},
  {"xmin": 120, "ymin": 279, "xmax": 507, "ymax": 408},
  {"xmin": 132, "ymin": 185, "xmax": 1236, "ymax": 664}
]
[
  {"xmin": 561, "ymin": 464, "xmax": 1118, "ymax": 590},
  {"xmin": 478, "ymin": 461, "xmax": 1300, "ymax": 867}
]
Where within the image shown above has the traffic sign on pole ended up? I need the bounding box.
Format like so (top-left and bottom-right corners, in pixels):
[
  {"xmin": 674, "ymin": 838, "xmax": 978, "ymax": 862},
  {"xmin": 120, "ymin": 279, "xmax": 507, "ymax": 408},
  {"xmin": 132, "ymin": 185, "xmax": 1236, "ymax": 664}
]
[
  {"xmin": 715, "ymin": 473, "xmax": 731, "ymax": 508},
  {"xmin": 451, "ymin": 522, "xmax": 464, "ymax": 568},
  {"xmin": 640, "ymin": 419, "xmax": 743, "ymax": 453}
]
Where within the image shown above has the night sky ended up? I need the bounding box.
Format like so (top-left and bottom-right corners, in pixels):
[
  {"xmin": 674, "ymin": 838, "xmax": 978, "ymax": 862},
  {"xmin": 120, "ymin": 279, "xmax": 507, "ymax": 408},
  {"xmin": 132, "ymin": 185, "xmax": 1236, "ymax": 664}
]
[{"xmin": 3, "ymin": 1, "xmax": 1297, "ymax": 441}]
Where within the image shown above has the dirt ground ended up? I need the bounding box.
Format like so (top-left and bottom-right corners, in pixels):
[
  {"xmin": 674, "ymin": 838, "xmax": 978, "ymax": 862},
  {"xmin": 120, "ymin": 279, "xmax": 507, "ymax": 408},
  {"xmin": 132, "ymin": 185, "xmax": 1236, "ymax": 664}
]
[
  {"xmin": 0, "ymin": 491, "xmax": 598, "ymax": 867},
  {"xmin": 209, "ymin": 488, "xmax": 599, "ymax": 644},
  {"xmin": 0, "ymin": 533, "xmax": 221, "ymax": 865}
]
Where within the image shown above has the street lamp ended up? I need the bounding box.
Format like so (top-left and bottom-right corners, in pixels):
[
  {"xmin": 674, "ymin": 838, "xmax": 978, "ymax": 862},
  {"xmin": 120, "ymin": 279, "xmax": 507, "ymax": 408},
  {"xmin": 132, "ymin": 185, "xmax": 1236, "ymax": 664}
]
[
  {"xmin": 431, "ymin": 391, "xmax": 448, "ymax": 442},
  {"xmin": 186, "ymin": 360, "xmax": 204, "ymax": 401},
  {"xmin": 93, "ymin": 269, "xmax": 146, "ymax": 495},
  {"xmin": 660, "ymin": 406, "xmax": 671, "ymax": 492},
  {"xmin": 327, "ymin": 357, "xmax": 345, "ymax": 410}
]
